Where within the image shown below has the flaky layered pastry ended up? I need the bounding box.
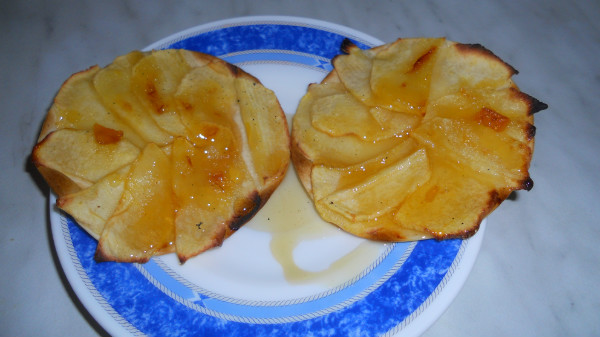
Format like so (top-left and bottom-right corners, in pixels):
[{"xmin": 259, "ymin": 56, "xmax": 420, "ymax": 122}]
[
  {"xmin": 33, "ymin": 49, "xmax": 290, "ymax": 263},
  {"xmin": 291, "ymin": 38, "xmax": 547, "ymax": 241}
]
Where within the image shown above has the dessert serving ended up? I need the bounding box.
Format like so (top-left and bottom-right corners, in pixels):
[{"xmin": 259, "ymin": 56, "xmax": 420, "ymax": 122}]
[
  {"xmin": 32, "ymin": 49, "xmax": 290, "ymax": 263},
  {"xmin": 291, "ymin": 38, "xmax": 547, "ymax": 241}
]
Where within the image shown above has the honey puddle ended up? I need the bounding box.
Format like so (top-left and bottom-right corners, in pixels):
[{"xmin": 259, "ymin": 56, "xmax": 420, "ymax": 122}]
[{"xmin": 248, "ymin": 165, "xmax": 384, "ymax": 286}]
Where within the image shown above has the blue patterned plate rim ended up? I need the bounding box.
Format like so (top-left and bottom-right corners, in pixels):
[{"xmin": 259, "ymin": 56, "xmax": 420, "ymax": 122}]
[{"xmin": 49, "ymin": 16, "xmax": 486, "ymax": 337}]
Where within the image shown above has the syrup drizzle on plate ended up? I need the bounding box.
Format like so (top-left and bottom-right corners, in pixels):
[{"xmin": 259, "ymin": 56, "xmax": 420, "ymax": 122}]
[{"xmin": 249, "ymin": 162, "xmax": 384, "ymax": 287}]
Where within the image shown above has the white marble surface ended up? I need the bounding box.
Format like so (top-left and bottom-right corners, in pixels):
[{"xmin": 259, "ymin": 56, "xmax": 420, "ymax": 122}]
[{"xmin": 1, "ymin": 0, "xmax": 599, "ymax": 336}]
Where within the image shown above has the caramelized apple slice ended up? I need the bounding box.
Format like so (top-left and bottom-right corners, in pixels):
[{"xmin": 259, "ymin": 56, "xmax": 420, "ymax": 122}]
[
  {"xmin": 309, "ymin": 136, "xmax": 432, "ymax": 242},
  {"xmin": 131, "ymin": 50, "xmax": 191, "ymax": 136},
  {"xmin": 171, "ymin": 136, "xmax": 256, "ymax": 262},
  {"xmin": 96, "ymin": 143, "xmax": 175, "ymax": 263},
  {"xmin": 311, "ymin": 93, "xmax": 383, "ymax": 140},
  {"xmin": 32, "ymin": 128, "xmax": 140, "ymax": 195},
  {"xmin": 426, "ymin": 89, "xmax": 536, "ymax": 150},
  {"xmin": 175, "ymin": 61, "xmax": 239, "ymax": 144},
  {"xmin": 310, "ymin": 138, "xmax": 420, "ymax": 201},
  {"xmin": 370, "ymin": 38, "xmax": 444, "ymax": 113},
  {"xmin": 412, "ymin": 116, "xmax": 531, "ymax": 188},
  {"xmin": 429, "ymin": 87, "xmax": 533, "ymax": 121},
  {"xmin": 394, "ymin": 162, "xmax": 504, "ymax": 239},
  {"xmin": 368, "ymin": 106, "xmax": 420, "ymax": 138},
  {"xmin": 171, "ymin": 137, "xmax": 231, "ymax": 262},
  {"xmin": 39, "ymin": 65, "xmax": 145, "ymax": 147},
  {"xmin": 93, "ymin": 51, "xmax": 173, "ymax": 145},
  {"xmin": 293, "ymin": 82, "xmax": 403, "ymax": 169},
  {"xmin": 319, "ymin": 148, "xmax": 430, "ymax": 222}
]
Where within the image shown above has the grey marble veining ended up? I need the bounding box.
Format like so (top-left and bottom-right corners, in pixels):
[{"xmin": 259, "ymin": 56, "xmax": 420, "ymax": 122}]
[{"xmin": 1, "ymin": 0, "xmax": 599, "ymax": 336}]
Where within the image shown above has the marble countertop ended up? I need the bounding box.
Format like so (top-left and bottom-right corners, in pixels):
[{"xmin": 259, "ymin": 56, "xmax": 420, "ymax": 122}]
[{"xmin": 2, "ymin": 0, "xmax": 599, "ymax": 336}]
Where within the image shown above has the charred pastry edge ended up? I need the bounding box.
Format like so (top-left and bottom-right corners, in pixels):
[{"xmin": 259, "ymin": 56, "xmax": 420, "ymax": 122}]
[
  {"xmin": 363, "ymin": 226, "xmax": 431, "ymax": 242},
  {"xmin": 94, "ymin": 243, "xmax": 151, "ymax": 264},
  {"xmin": 339, "ymin": 38, "xmax": 550, "ymax": 117},
  {"xmin": 94, "ymin": 240, "xmax": 175, "ymax": 263},
  {"xmin": 223, "ymin": 157, "xmax": 290, "ymax": 239},
  {"xmin": 528, "ymin": 97, "xmax": 549, "ymax": 114},
  {"xmin": 177, "ymin": 226, "xmax": 227, "ymax": 264},
  {"xmin": 455, "ymin": 42, "xmax": 519, "ymax": 75},
  {"xmin": 224, "ymin": 61, "xmax": 242, "ymax": 77},
  {"xmin": 431, "ymin": 224, "xmax": 480, "ymax": 241},
  {"xmin": 228, "ymin": 191, "xmax": 262, "ymax": 233},
  {"xmin": 520, "ymin": 176, "xmax": 534, "ymax": 191},
  {"xmin": 508, "ymin": 87, "xmax": 548, "ymax": 115},
  {"xmin": 221, "ymin": 166, "xmax": 289, "ymax": 240},
  {"xmin": 340, "ymin": 38, "xmax": 358, "ymax": 54},
  {"xmin": 94, "ymin": 247, "xmax": 115, "ymax": 263},
  {"xmin": 526, "ymin": 124, "xmax": 537, "ymax": 141},
  {"xmin": 523, "ymin": 92, "xmax": 549, "ymax": 115},
  {"xmin": 209, "ymin": 56, "xmax": 264, "ymax": 84}
]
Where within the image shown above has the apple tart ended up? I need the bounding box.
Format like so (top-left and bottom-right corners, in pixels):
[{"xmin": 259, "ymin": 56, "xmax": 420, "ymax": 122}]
[
  {"xmin": 291, "ymin": 38, "xmax": 547, "ymax": 241},
  {"xmin": 32, "ymin": 49, "xmax": 290, "ymax": 263}
]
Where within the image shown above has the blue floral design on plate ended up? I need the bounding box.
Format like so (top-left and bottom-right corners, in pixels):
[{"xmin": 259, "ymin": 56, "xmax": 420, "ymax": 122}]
[{"xmin": 167, "ymin": 23, "xmax": 372, "ymax": 59}]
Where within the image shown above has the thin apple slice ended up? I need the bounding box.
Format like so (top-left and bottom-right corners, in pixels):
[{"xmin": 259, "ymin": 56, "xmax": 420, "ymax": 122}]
[
  {"xmin": 310, "ymin": 137, "xmax": 419, "ymax": 201},
  {"xmin": 428, "ymin": 42, "xmax": 516, "ymax": 102},
  {"xmin": 171, "ymin": 137, "xmax": 231, "ymax": 262},
  {"xmin": 93, "ymin": 51, "xmax": 173, "ymax": 145},
  {"xmin": 235, "ymin": 76, "xmax": 290, "ymax": 190},
  {"xmin": 311, "ymin": 89, "xmax": 418, "ymax": 141},
  {"xmin": 57, "ymin": 166, "xmax": 130, "ymax": 239},
  {"xmin": 40, "ymin": 65, "xmax": 146, "ymax": 147},
  {"xmin": 426, "ymin": 89, "xmax": 536, "ymax": 150},
  {"xmin": 412, "ymin": 116, "xmax": 531, "ymax": 188},
  {"xmin": 394, "ymin": 162, "xmax": 503, "ymax": 239},
  {"xmin": 370, "ymin": 38, "xmax": 444, "ymax": 113},
  {"xmin": 96, "ymin": 143, "xmax": 175, "ymax": 263},
  {"xmin": 32, "ymin": 128, "xmax": 140, "ymax": 195},
  {"xmin": 131, "ymin": 50, "xmax": 191, "ymax": 136},
  {"xmin": 332, "ymin": 45, "xmax": 374, "ymax": 104},
  {"xmin": 175, "ymin": 61, "xmax": 239, "ymax": 144},
  {"xmin": 369, "ymin": 106, "xmax": 420, "ymax": 138},
  {"xmin": 293, "ymin": 82, "xmax": 403, "ymax": 168},
  {"xmin": 319, "ymin": 148, "xmax": 430, "ymax": 222},
  {"xmin": 171, "ymin": 137, "xmax": 256, "ymax": 262},
  {"xmin": 311, "ymin": 93, "xmax": 383, "ymax": 140}
]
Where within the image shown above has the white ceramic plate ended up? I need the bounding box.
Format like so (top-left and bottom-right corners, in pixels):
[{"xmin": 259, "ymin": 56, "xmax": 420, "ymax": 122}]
[{"xmin": 50, "ymin": 16, "xmax": 485, "ymax": 337}]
